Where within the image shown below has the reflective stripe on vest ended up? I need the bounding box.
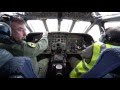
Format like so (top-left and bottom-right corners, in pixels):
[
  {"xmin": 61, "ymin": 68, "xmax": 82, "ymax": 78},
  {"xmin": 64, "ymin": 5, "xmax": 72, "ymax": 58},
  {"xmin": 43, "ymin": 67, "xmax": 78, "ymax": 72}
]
[
  {"xmin": 70, "ymin": 60, "xmax": 89, "ymax": 78},
  {"xmin": 85, "ymin": 43, "xmax": 101, "ymax": 69},
  {"xmin": 82, "ymin": 60, "xmax": 89, "ymax": 71}
]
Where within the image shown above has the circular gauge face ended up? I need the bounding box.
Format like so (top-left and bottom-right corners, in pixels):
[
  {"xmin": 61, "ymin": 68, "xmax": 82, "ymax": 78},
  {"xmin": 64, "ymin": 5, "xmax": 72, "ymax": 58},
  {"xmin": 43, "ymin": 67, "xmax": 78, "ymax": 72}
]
[{"xmin": 56, "ymin": 64, "xmax": 63, "ymax": 69}]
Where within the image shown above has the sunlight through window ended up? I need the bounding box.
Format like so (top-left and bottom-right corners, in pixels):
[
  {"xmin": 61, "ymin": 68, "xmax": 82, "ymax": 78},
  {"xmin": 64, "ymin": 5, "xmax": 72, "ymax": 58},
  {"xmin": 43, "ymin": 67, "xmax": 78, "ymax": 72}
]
[
  {"xmin": 88, "ymin": 25, "xmax": 101, "ymax": 42},
  {"xmin": 0, "ymin": 12, "xmax": 25, "ymax": 15},
  {"xmin": 72, "ymin": 21, "xmax": 91, "ymax": 33},
  {"xmin": 105, "ymin": 21, "xmax": 120, "ymax": 29},
  {"xmin": 27, "ymin": 20, "xmax": 46, "ymax": 32},
  {"xmin": 60, "ymin": 19, "xmax": 73, "ymax": 32},
  {"xmin": 99, "ymin": 12, "xmax": 120, "ymax": 16},
  {"xmin": 46, "ymin": 19, "xmax": 58, "ymax": 32}
]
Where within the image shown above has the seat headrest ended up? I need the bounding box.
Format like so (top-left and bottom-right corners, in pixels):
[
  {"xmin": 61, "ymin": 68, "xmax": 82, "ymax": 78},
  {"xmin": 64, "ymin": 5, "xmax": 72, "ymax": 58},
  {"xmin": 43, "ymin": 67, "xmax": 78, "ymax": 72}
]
[{"xmin": 0, "ymin": 22, "xmax": 11, "ymax": 37}]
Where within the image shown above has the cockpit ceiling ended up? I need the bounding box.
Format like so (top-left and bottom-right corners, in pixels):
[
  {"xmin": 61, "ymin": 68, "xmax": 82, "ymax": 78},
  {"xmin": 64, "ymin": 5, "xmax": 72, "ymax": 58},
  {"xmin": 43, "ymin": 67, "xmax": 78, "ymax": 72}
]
[
  {"xmin": 23, "ymin": 12, "xmax": 94, "ymax": 21},
  {"xmin": 1, "ymin": 12, "xmax": 120, "ymax": 22}
]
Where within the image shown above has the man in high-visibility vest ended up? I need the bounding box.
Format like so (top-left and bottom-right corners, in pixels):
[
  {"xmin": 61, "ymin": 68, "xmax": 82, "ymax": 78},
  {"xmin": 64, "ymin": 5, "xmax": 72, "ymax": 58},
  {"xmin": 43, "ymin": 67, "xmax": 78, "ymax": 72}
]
[{"xmin": 69, "ymin": 26, "xmax": 120, "ymax": 78}]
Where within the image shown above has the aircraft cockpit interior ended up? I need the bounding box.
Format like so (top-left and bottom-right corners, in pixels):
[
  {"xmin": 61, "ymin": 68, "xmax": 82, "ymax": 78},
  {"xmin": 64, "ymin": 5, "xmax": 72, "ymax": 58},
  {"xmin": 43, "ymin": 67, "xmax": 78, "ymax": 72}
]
[
  {"xmin": 26, "ymin": 32, "xmax": 94, "ymax": 77},
  {"xmin": 1, "ymin": 12, "xmax": 120, "ymax": 78}
]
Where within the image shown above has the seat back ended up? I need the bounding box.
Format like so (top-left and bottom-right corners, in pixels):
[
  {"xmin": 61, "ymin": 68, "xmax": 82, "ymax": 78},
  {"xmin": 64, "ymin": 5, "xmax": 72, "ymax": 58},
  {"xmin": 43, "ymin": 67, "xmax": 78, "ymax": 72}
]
[
  {"xmin": 81, "ymin": 48, "xmax": 120, "ymax": 78},
  {"xmin": 0, "ymin": 49, "xmax": 13, "ymax": 68},
  {"xmin": 0, "ymin": 56, "xmax": 38, "ymax": 78}
]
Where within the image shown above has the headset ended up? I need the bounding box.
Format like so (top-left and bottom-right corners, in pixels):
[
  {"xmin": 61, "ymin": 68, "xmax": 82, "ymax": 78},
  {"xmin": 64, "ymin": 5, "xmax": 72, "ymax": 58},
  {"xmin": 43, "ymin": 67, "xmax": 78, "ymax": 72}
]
[
  {"xmin": 0, "ymin": 22, "xmax": 12, "ymax": 37},
  {"xmin": 99, "ymin": 26, "xmax": 120, "ymax": 43},
  {"xmin": 0, "ymin": 14, "xmax": 12, "ymax": 37},
  {"xmin": 99, "ymin": 27, "xmax": 106, "ymax": 43}
]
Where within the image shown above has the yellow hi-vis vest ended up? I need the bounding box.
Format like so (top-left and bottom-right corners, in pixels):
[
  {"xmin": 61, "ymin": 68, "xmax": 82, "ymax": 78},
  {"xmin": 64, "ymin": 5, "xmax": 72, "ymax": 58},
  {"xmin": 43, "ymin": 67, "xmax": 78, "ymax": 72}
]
[{"xmin": 69, "ymin": 42, "xmax": 113, "ymax": 78}]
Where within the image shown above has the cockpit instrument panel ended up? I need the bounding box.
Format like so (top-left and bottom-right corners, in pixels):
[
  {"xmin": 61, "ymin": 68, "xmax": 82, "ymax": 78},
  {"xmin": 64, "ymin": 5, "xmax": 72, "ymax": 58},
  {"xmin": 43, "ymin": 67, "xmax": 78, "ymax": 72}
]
[{"xmin": 26, "ymin": 32, "xmax": 94, "ymax": 54}]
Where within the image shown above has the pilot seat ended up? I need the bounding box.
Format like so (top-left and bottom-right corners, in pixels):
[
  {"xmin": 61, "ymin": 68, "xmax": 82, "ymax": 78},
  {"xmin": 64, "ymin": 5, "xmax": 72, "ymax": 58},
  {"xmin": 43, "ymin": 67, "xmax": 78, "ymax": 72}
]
[{"xmin": 81, "ymin": 48, "xmax": 120, "ymax": 78}]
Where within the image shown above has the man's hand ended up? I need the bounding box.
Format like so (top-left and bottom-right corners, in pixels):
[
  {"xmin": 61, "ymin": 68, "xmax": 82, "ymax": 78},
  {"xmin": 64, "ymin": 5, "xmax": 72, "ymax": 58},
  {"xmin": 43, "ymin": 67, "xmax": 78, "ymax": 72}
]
[{"xmin": 42, "ymin": 31, "xmax": 48, "ymax": 37}]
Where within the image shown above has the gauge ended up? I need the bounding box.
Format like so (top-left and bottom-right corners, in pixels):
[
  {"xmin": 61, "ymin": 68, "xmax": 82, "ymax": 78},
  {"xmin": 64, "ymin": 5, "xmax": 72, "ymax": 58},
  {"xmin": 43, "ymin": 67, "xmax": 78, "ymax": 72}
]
[{"xmin": 56, "ymin": 64, "xmax": 63, "ymax": 69}]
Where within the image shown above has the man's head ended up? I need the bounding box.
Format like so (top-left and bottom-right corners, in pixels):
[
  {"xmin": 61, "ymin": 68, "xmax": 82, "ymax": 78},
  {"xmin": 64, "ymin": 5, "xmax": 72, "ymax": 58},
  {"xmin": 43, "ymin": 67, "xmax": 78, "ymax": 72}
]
[
  {"xmin": 10, "ymin": 16, "xmax": 26, "ymax": 42},
  {"xmin": 102, "ymin": 26, "xmax": 120, "ymax": 45}
]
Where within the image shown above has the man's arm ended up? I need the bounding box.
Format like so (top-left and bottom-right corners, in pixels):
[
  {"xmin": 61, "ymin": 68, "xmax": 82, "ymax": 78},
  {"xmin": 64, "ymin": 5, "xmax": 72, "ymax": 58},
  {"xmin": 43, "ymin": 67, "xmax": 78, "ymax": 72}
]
[
  {"xmin": 9, "ymin": 32, "xmax": 48, "ymax": 58},
  {"xmin": 81, "ymin": 45, "xmax": 93, "ymax": 64},
  {"xmin": 32, "ymin": 36, "xmax": 48, "ymax": 56},
  {"xmin": 69, "ymin": 45, "xmax": 94, "ymax": 78},
  {"xmin": 23, "ymin": 32, "xmax": 48, "ymax": 57}
]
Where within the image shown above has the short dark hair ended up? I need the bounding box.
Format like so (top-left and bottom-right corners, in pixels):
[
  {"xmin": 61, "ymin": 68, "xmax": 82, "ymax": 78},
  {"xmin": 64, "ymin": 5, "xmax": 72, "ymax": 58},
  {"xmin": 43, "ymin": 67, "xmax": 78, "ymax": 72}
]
[
  {"xmin": 105, "ymin": 26, "xmax": 120, "ymax": 43},
  {"xmin": 10, "ymin": 16, "xmax": 25, "ymax": 24}
]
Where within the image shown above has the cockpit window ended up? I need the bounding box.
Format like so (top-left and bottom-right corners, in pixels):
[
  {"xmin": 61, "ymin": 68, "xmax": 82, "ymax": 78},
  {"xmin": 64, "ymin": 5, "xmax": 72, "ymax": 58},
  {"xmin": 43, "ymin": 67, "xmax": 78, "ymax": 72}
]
[
  {"xmin": 99, "ymin": 12, "xmax": 120, "ymax": 16},
  {"xmin": 0, "ymin": 12, "xmax": 25, "ymax": 15},
  {"xmin": 87, "ymin": 25, "xmax": 101, "ymax": 42},
  {"xmin": 71, "ymin": 21, "xmax": 91, "ymax": 33},
  {"xmin": 104, "ymin": 21, "xmax": 120, "ymax": 29},
  {"xmin": 27, "ymin": 20, "xmax": 46, "ymax": 32},
  {"xmin": 27, "ymin": 19, "xmax": 91, "ymax": 33},
  {"xmin": 46, "ymin": 19, "xmax": 58, "ymax": 32},
  {"xmin": 2, "ymin": 12, "xmax": 120, "ymax": 37},
  {"xmin": 60, "ymin": 19, "xmax": 73, "ymax": 32}
]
